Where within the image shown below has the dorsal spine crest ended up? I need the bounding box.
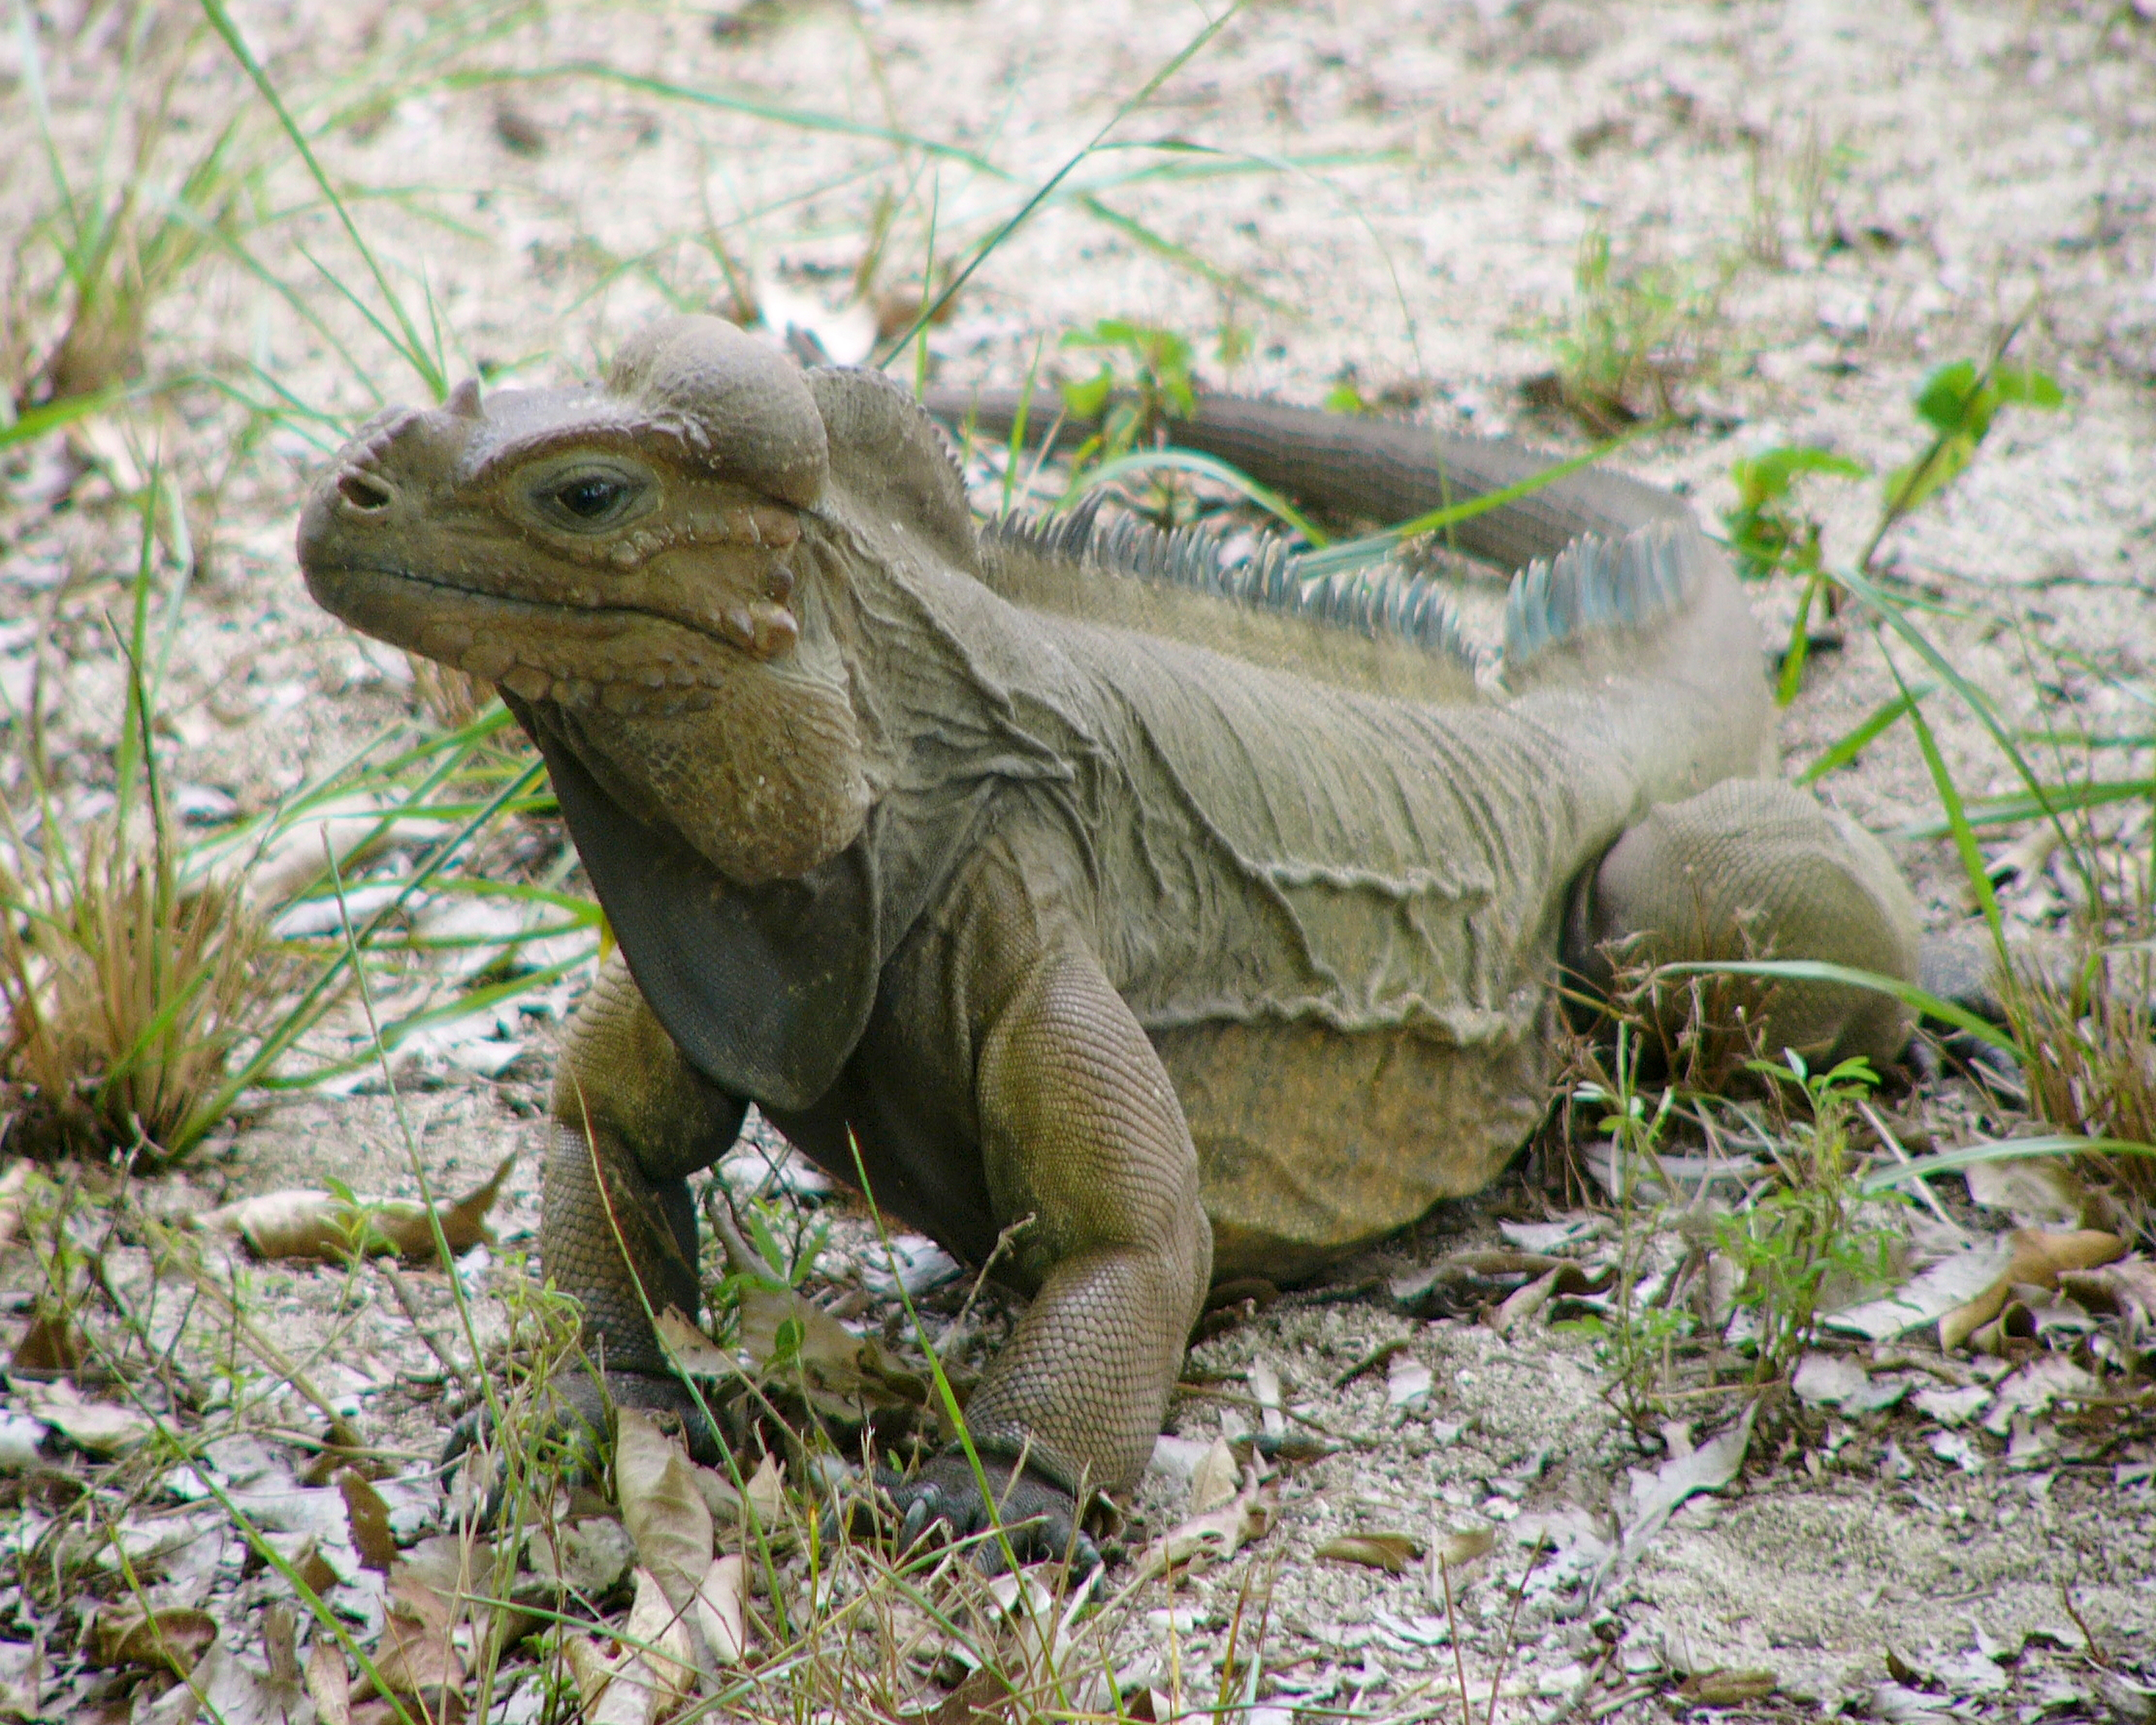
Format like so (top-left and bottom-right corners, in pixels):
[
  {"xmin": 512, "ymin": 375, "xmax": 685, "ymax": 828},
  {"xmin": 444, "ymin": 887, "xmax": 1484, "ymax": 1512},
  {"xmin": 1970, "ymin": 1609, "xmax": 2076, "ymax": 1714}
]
[{"xmin": 987, "ymin": 505, "xmax": 1481, "ymax": 671}]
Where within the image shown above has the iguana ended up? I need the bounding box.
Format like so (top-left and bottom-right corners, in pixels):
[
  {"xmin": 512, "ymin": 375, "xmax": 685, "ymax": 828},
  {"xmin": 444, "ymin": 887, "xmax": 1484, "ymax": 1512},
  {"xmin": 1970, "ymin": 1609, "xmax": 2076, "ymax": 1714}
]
[{"xmin": 298, "ymin": 314, "xmax": 1921, "ymax": 1562}]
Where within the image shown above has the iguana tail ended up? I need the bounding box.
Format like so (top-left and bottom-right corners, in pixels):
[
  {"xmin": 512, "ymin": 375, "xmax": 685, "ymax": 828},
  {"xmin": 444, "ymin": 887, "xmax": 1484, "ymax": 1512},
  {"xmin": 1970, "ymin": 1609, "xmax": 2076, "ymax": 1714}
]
[{"xmin": 918, "ymin": 385, "xmax": 1687, "ymax": 569}]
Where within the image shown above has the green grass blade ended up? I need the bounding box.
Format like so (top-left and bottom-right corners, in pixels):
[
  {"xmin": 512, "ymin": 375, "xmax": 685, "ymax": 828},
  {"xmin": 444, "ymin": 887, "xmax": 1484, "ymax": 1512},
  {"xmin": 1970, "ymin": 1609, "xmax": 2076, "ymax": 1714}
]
[
  {"xmin": 1797, "ymin": 681, "xmax": 1935, "ymax": 785},
  {"xmin": 1295, "ymin": 426, "xmax": 1648, "ymax": 578},
  {"xmin": 875, "ymin": 4, "xmax": 1245, "ymax": 364},
  {"xmin": 1072, "ymin": 448, "xmax": 1332, "ymax": 544},
  {"xmin": 1649, "ymin": 957, "xmax": 2021, "ymax": 1057},
  {"xmin": 198, "ymin": 0, "xmax": 445, "ymax": 397},
  {"xmin": 1860, "ymin": 1133, "xmax": 2156, "ymax": 1196}
]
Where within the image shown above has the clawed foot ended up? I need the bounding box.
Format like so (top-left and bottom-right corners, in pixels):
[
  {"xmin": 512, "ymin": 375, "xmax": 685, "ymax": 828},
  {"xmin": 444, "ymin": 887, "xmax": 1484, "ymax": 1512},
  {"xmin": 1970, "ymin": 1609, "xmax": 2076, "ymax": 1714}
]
[{"xmin": 831, "ymin": 1451, "xmax": 1099, "ymax": 1575}]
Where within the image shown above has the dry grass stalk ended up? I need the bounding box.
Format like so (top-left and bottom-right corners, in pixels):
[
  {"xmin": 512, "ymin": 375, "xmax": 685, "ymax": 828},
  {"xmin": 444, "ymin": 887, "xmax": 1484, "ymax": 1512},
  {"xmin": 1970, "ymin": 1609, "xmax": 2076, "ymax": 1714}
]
[
  {"xmin": 2011, "ymin": 942, "xmax": 2156, "ymax": 1233},
  {"xmin": 0, "ymin": 811, "xmax": 275, "ymax": 1164}
]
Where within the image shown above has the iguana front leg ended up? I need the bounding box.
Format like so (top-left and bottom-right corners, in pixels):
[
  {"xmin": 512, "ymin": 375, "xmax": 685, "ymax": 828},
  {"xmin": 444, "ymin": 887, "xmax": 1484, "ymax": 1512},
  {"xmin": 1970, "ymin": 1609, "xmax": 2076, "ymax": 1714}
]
[
  {"xmin": 538, "ymin": 957, "xmax": 746, "ymax": 1454},
  {"xmin": 893, "ymin": 882, "xmax": 1212, "ymax": 1564}
]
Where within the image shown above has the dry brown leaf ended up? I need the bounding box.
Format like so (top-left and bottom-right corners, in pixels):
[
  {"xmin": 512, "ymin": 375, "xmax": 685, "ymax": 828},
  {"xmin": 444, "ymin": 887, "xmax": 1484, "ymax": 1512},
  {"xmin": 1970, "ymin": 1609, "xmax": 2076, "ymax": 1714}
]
[
  {"xmin": 338, "ymin": 1470, "xmax": 397, "ymax": 1572},
  {"xmin": 623, "ymin": 1566, "xmax": 696, "ymax": 1706},
  {"xmin": 1432, "ymin": 1525, "xmax": 1497, "ymax": 1568},
  {"xmin": 1680, "ymin": 1668, "xmax": 1778, "ymax": 1705},
  {"xmin": 88, "ymin": 1604, "xmax": 218, "ymax": 1675},
  {"xmin": 6, "ymin": 1309, "xmax": 79, "ymax": 1377},
  {"xmin": 194, "ymin": 1155, "xmax": 512, "ymax": 1264},
  {"xmin": 369, "ymin": 1556, "xmax": 463, "ymax": 1704},
  {"xmin": 918, "ymin": 1665, "xmax": 1014, "ymax": 1724},
  {"xmin": 1940, "ymin": 1229, "xmax": 2124, "ymax": 1351},
  {"xmin": 563, "ymin": 1634, "xmax": 625, "ymax": 1718},
  {"xmin": 2060, "ymin": 1258, "xmax": 2156, "ymax": 1325},
  {"xmin": 615, "ymin": 1409, "xmax": 714, "ymax": 1611},
  {"xmin": 694, "ymin": 1553, "xmax": 748, "ymax": 1667},
  {"xmin": 737, "ymin": 1284, "xmax": 929, "ymax": 1421},
  {"xmin": 1137, "ymin": 1465, "xmax": 1277, "ymax": 1577},
  {"xmin": 19, "ymin": 1381, "xmax": 154, "ymax": 1454},
  {"xmin": 307, "ymin": 1639, "xmax": 351, "ymax": 1725},
  {"xmin": 291, "ymin": 1537, "xmax": 341, "ymax": 1596},
  {"xmin": 653, "ymin": 1306, "xmax": 731, "ymax": 1375},
  {"xmin": 1315, "ymin": 1532, "xmax": 1422, "ymax": 1573},
  {"xmin": 1965, "ymin": 1158, "xmax": 2089, "ymax": 1228},
  {"xmin": 1188, "ymin": 1435, "xmax": 1240, "ymax": 1516}
]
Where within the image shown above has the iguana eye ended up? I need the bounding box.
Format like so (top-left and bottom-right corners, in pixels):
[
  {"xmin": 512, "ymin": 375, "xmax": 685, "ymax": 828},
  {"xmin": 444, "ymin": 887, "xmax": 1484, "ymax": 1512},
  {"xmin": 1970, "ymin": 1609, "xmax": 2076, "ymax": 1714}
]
[
  {"xmin": 558, "ymin": 477, "xmax": 627, "ymax": 518},
  {"xmin": 530, "ymin": 463, "xmax": 649, "ymax": 530}
]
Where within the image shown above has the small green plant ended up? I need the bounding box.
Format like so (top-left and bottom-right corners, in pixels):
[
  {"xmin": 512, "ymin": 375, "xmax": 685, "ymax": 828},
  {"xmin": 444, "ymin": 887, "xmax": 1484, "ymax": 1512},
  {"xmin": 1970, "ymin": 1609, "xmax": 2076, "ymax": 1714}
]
[
  {"xmin": 1723, "ymin": 446, "xmax": 1867, "ymax": 582},
  {"xmin": 1716, "ymin": 1050, "xmax": 1902, "ymax": 1383},
  {"xmin": 1555, "ymin": 1022, "xmax": 1695, "ymax": 1435},
  {"xmin": 1740, "ymin": 331, "xmax": 2065, "ymax": 704},
  {"xmin": 1535, "ymin": 226, "xmax": 1723, "ymax": 433},
  {"xmin": 1057, "ymin": 316, "xmax": 1197, "ymax": 473}
]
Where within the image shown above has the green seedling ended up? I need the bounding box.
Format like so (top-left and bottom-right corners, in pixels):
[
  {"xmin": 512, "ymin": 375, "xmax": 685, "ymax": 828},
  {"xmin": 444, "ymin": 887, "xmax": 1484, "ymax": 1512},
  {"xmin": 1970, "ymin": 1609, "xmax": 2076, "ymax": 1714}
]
[
  {"xmin": 1057, "ymin": 316, "xmax": 1198, "ymax": 477},
  {"xmin": 1724, "ymin": 446, "xmax": 1868, "ymax": 583},
  {"xmin": 1716, "ymin": 1050, "xmax": 1902, "ymax": 1384}
]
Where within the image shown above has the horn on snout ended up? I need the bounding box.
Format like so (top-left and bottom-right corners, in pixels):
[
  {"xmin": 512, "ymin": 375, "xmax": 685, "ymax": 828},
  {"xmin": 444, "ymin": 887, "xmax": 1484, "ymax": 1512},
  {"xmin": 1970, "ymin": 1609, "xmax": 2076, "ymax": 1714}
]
[{"xmin": 607, "ymin": 315, "xmax": 829, "ymax": 508}]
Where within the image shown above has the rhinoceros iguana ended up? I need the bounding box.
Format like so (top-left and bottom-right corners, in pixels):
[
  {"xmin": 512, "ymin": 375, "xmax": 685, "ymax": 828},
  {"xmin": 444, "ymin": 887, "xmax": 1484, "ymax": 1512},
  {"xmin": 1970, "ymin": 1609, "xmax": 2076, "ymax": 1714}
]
[{"xmin": 297, "ymin": 314, "xmax": 1920, "ymax": 1563}]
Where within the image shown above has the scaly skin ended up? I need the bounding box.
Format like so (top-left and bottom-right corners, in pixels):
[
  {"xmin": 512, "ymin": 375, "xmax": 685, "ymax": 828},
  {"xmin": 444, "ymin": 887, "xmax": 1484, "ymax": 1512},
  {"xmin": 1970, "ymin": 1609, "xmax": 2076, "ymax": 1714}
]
[{"xmin": 299, "ymin": 315, "xmax": 1921, "ymax": 1560}]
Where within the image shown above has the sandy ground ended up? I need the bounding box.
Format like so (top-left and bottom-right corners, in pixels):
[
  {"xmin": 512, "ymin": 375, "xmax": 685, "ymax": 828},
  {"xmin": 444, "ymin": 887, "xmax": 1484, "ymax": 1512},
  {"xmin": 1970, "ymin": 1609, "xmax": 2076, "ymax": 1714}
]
[{"xmin": 3, "ymin": 0, "xmax": 2156, "ymax": 1719}]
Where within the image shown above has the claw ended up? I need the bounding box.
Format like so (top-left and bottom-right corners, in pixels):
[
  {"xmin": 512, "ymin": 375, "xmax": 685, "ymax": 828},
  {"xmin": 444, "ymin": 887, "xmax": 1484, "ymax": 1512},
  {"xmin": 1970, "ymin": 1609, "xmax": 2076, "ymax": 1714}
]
[{"xmin": 900, "ymin": 1490, "xmax": 936, "ymax": 1549}]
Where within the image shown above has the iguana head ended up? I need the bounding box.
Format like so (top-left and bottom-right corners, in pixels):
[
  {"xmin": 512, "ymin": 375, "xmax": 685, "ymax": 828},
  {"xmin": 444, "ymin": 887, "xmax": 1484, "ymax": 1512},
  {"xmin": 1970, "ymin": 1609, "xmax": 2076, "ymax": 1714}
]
[{"xmin": 298, "ymin": 316, "xmax": 875, "ymax": 884}]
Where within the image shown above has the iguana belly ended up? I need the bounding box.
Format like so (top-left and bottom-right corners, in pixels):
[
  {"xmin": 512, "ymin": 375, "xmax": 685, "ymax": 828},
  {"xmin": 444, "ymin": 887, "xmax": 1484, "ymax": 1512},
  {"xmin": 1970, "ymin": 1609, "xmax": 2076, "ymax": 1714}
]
[{"xmin": 1152, "ymin": 1013, "xmax": 1554, "ymax": 1281}]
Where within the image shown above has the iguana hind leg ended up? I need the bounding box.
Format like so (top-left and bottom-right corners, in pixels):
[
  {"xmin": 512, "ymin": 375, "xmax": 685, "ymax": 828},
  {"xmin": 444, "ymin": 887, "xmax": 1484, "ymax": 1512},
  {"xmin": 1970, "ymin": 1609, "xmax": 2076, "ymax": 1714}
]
[{"xmin": 1569, "ymin": 778, "xmax": 1922, "ymax": 1067}]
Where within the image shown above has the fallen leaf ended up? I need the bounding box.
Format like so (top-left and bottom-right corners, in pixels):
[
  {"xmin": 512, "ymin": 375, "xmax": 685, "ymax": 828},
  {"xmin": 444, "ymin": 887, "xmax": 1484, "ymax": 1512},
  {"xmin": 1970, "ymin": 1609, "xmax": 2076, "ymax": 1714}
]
[
  {"xmin": 193, "ymin": 1156, "xmax": 512, "ymax": 1264},
  {"xmin": 525, "ymin": 1515, "xmax": 635, "ymax": 1596},
  {"xmin": 1912, "ymin": 1385, "xmax": 1991, "ymax": 1426},
  {"xmin": 653, "ymin": 1307, "xmax": 732, "ymax": 1376},
  {"xmin": 622, "ymin": 1565, "xmax": 696, "ymax": 1704},
  {"xmin": 1316, "ymin": 1532, "xmax": 1422, "ymax": 1573},
  {"xmin": 1188, "ymin": 1436, "xmax": 1239, "ymax": 1515},
  {"xmin": 694, "ymin": 1553, "xmax": 748, "ymax": 1666},
  {"xmin": 1792, "ymin": 1351, "xmax": 1910, "ymax": 1414},
  {"xmin": 1386, "ymin": 1353, "xmax": 1434, "ymax": 1409},
  {"xmin": 88, "ymin": 1605, "xmax": 218, "ymax": 1675},
  {"xmin": 369, "ymin": 1555, "xmax": 463, "ymax": 1705},
  {"xmin": 1488, "ymin": 1263, "xmax": 1606, "ymax": 1333},
  {"xmin": 8, "ymin": 1310, "xmax": 83, "ymax": 1376},
  {"xmin": 1827, "ymin": 1238, "xmax": 2014, "ymax": 1341},
  {"xmin": 1136, "ymin": 1466, "xmax": 1277, "ymax": 1577},
  {"xmin": 1620, "ymin": 1404, "xmax": 1753, "ymax": 1562},
  {"xmin": 737, "ymin": 1284, "xmax": 930, "ymax": 1422},
  {"xmin": 1432, "ymin": 1525, "xmax": 1497, "ymax": 1567},
  {"xmin": 19, "ymin": 1381, "xmax": 155, "ymax": 1455},
  {"xmin": 0, "ymin": 1161, "xmax": 31, "ymax": 1247},
  {"xmin": 338, "ymin": 1470, "xmax": 397, "ymax": 1571},
  {"xmin": 306, "ymin": 1639, "xmax": 351, "ymax": 1725},
  {"xmin": 614, "ymin": 1409, "xmax": 713, "ymax": 1611},
  {"xmin": 1965, "ymin": 1159, "xmax": 2089, "ymax": 1228},
  {"xmin": 2060, "ymin": 1258, "xmax": 2156, "ymax": 1326},
  {"xmin": 1940, "ymin": 1230, "xmax": 2124, "ymax": 1351},
  {"xmin": 1681, "ymin": 1669, "xmax": 1777, "ymax": 1706},
  {"xmin": 1981, "ymin": 1356, "xmax": 2100, "ymax": 1435},
  {"xmin": 918, "ymin": 1665, "xmax": 1013, "ymax": 1724},
  {"xmin": 290, "ymin": 1537, "xmax": 341, "ymax": 1596}
]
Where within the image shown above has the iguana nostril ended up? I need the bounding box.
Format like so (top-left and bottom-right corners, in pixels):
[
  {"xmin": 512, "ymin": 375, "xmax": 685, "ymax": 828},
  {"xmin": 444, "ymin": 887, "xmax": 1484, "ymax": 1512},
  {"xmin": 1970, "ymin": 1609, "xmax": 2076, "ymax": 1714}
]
[{"xmin": 338, "ymin": 469, "xmax": 394, "ymax": 511}]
